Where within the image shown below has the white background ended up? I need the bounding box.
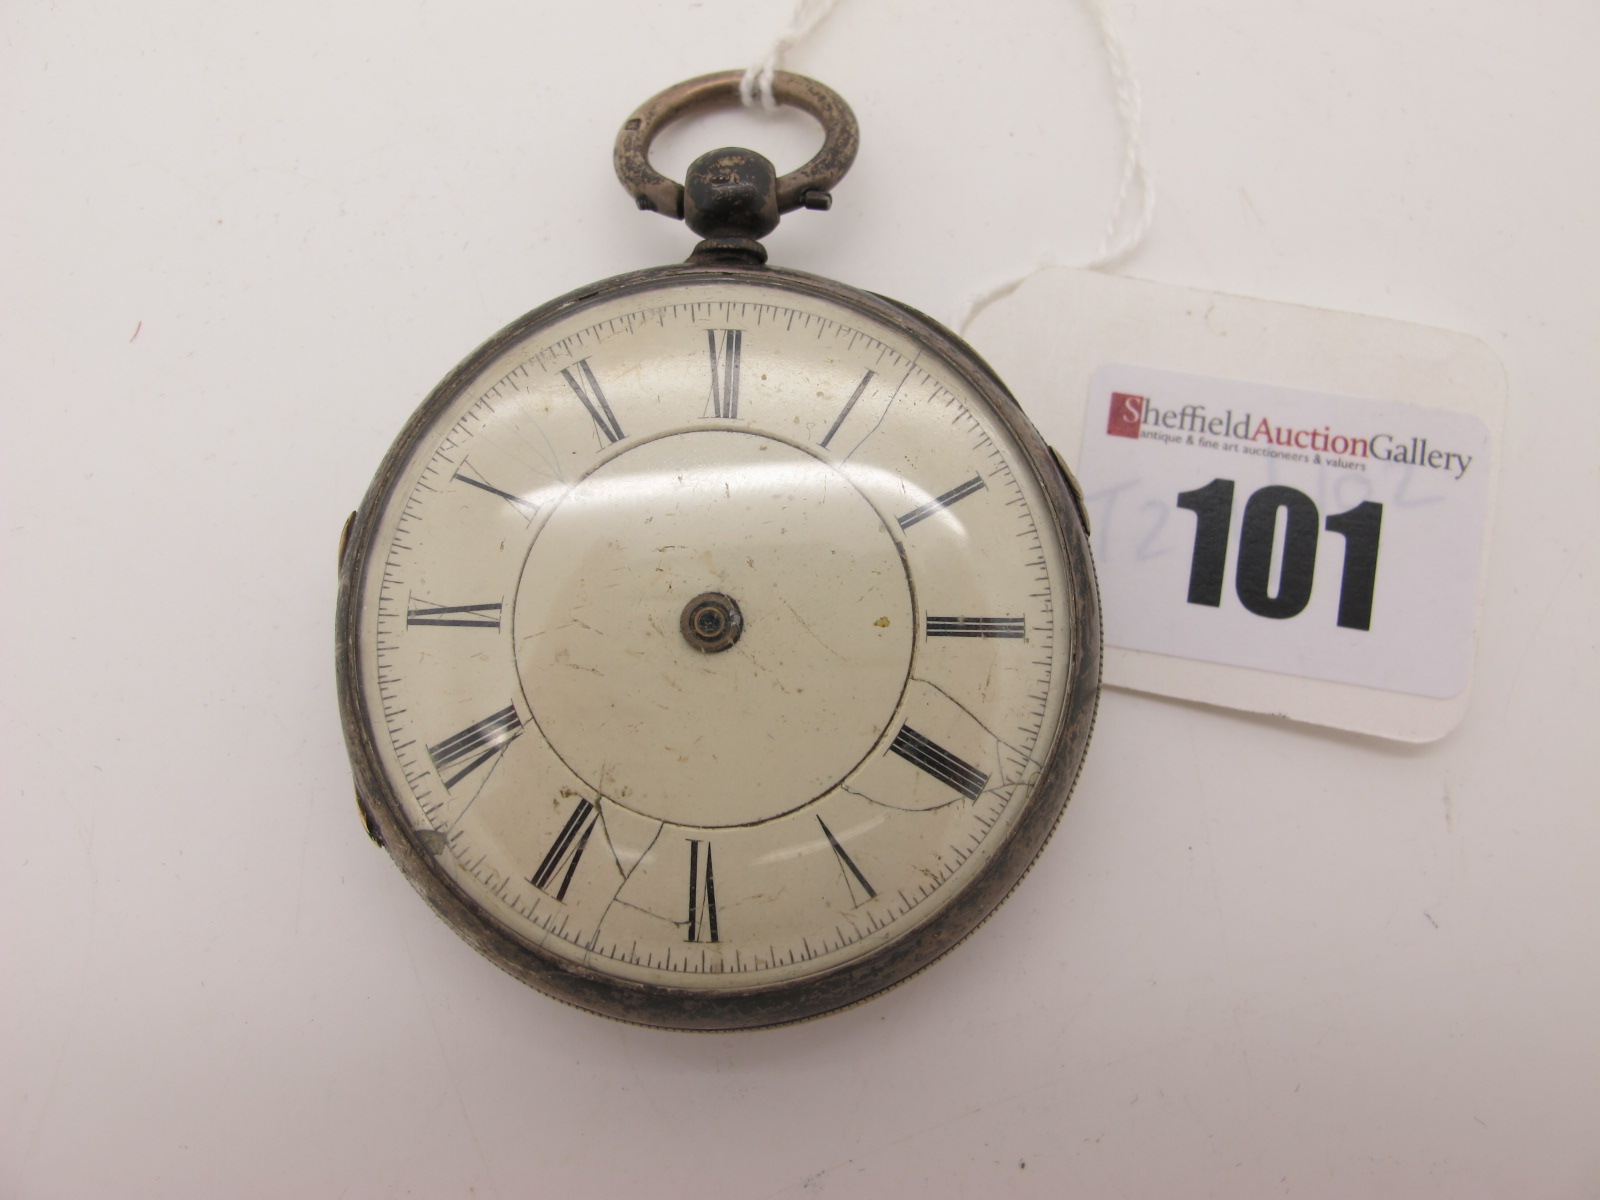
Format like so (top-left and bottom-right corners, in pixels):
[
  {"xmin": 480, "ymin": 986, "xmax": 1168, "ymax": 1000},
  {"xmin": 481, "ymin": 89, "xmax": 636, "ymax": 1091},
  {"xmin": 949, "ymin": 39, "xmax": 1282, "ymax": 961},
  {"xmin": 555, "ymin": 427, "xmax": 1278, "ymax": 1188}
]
[{"xmin": 4, "ymin": 1, "xmax": 1596, "ymax": 1197}]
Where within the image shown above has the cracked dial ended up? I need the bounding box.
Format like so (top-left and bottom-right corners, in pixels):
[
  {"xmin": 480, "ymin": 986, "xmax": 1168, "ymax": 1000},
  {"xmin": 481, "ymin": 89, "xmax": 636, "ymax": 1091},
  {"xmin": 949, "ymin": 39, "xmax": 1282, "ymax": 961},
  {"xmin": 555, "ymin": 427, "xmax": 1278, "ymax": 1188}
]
[{"xmin": 337, "ymin": 265, "xmax": 1099, "ymax": 1028}]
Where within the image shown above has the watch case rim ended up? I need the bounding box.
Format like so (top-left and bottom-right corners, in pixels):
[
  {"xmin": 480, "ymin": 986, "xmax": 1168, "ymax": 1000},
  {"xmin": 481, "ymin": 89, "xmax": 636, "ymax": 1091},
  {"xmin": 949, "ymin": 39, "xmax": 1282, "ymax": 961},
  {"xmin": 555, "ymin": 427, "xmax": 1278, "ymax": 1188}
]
[{"xmin": 334, "ymin": 258, "xmax": 1101, "ymax": 1031}]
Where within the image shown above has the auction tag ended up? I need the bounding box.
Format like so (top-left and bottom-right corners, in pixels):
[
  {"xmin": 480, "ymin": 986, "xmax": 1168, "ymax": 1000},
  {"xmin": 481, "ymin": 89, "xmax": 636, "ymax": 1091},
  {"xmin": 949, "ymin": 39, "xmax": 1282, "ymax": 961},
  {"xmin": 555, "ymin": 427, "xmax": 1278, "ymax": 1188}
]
[
  {"xmin": 1086, "ymin": 363, "xmax": 1490, "ymax": 696},
  {"xmin": 967, "ymin": 269, "xmax": 1505, "ymax": 741}
]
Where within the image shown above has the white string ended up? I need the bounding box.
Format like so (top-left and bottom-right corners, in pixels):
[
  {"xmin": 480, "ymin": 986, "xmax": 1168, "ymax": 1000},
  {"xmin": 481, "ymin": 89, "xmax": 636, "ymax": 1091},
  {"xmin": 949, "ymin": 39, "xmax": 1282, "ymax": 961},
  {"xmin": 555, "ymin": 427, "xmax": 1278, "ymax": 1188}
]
[
  {"xmin": 954, "ymin": 0, "xmax": 1154, "ymax": 333},
  {"xmin": 739, "ymin": 0, "xmax": 1154, "ymax": 330},
  {"xmin": 1078, "ymin": 0, "xmax": 1154, "ymax": 269},
  {"xmin": 740, "ymin": 0, "xmax": 850, "ymax": 110}
]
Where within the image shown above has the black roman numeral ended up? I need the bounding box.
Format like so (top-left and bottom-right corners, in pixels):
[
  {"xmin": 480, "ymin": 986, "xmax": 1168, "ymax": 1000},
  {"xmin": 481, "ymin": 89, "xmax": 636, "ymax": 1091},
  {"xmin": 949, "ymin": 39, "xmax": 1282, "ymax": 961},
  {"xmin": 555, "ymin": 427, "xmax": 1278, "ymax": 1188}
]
[
  {"xmin": 529, "ymin": 798, "xmax": 599, "ymax": 902},
  {"xmin": 407, "ymin": 600, "xmax": 503, "ymax": 629},
  {"xmin": 819, "ymin": 371, "xmax": 875, "ymax": 449},
  {"xmin": 925, "ymin": 616, "xmax": 1026, "ymax": 639},
  {"xmin": 561, "ymin": 359, "xmax": 623, "ymax": 444},
  {"xmin": 897, "ymin": 475, "xmax": 986, "ymax": 530},
  {"xmin": 888, "ymin": 725, "xmax": 989, "ymax": 802},
  {"xmin": 686, "ymin": 839, "xmax": 719, "ymax": 943},
  {"xmin": 427, "ymin": 706, "xmax": 522, "ymax": 788},
  {"xmin": 707, "ymin": 329, "xmax": 742, "ymax": 419},
  {"xmin": 817, "ymin": 816, "xmax": 876, "ymax": 905},
  {"xmin": 452, "ymin": 461, "xmax": 539, "ymax": 515}
]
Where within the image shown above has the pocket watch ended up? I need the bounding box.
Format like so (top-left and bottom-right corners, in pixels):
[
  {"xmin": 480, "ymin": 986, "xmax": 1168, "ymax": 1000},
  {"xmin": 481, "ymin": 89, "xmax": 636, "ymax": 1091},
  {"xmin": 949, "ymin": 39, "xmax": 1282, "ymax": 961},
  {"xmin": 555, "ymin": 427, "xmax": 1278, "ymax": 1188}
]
[{"xmin": 336, "ymin": 71, "xmax": 1100, "ymax": 1030}]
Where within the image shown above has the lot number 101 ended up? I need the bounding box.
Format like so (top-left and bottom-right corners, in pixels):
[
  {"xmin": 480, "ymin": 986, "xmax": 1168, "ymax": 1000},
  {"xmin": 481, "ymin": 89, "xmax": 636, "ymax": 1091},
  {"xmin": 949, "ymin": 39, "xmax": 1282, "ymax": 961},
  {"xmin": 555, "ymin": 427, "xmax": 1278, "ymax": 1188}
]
[{"xmin": 1176, "ymin": 479, "xmax": 1383, "ymax": 631}]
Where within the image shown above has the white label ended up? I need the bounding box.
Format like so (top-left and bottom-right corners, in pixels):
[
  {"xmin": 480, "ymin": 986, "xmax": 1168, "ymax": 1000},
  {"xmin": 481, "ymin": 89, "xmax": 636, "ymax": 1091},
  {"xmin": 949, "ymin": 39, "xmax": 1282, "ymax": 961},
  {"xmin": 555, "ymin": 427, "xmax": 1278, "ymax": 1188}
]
[
  {"xmin": 1080, "ymin": 364, "xmax": 1490, "ymax": 699},
  {"xmin": 964, "ymin": 268, "xmax": 1506, "ymax": 741}
]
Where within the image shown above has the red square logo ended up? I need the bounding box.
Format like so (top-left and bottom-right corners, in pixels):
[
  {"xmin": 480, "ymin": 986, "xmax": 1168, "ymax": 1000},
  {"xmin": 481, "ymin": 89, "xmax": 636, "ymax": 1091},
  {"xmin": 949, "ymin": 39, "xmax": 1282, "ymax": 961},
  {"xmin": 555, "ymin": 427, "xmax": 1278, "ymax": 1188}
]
[{"xmin": 1107, "ymin": 392, "xmax": 1145, "ymax": 439}]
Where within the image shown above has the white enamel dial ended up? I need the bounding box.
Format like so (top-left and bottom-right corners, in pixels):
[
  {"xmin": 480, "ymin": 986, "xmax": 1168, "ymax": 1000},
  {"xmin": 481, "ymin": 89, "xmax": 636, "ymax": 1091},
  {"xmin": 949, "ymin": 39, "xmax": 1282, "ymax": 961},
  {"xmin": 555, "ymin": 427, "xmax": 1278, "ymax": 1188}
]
[{"xmin": 339, "ymin": 266, "xmax": 1097, "ymax": 1027}]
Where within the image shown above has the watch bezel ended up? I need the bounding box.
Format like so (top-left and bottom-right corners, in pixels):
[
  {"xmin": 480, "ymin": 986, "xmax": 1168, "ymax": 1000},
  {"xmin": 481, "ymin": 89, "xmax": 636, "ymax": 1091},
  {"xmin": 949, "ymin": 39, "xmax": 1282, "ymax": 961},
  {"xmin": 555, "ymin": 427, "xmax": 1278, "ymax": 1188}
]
[{"xmin": 335, "ymin": 260, "xmax": 1101, "ymax": 1030}]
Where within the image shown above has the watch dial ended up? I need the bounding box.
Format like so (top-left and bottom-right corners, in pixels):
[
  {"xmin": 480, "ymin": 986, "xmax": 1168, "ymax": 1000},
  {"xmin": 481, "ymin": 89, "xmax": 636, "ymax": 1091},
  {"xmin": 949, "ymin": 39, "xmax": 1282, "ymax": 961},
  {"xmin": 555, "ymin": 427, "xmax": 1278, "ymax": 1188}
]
[{"xmin": 342, "ymin": 268, "xmax": 1094, "ymax": 1025}]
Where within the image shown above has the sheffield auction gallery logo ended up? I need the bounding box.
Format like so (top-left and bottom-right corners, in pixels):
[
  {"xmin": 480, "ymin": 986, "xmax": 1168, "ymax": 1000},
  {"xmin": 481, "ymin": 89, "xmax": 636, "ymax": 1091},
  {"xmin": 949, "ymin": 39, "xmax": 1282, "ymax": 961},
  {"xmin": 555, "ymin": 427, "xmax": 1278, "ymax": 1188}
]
[
  {"xmin": 1107, "ymin": 392, "xmax": 1146, "ymax": 439},
  {"xmin": 1103, "ymin": 391, "xmax": 1474, "ymax": 479}
]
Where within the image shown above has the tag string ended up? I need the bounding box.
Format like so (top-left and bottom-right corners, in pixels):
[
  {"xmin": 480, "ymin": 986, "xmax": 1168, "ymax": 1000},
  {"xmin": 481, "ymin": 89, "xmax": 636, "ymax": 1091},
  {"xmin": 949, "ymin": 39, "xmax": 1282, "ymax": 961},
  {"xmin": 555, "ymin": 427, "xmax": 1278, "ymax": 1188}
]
[
  {"xmin": 740, "ymin": 0, "xmax": 1154, "ymax": 332},
  {"xmin": 740, "ymin": 0, "xmax": 851, "ymax": 110}
]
